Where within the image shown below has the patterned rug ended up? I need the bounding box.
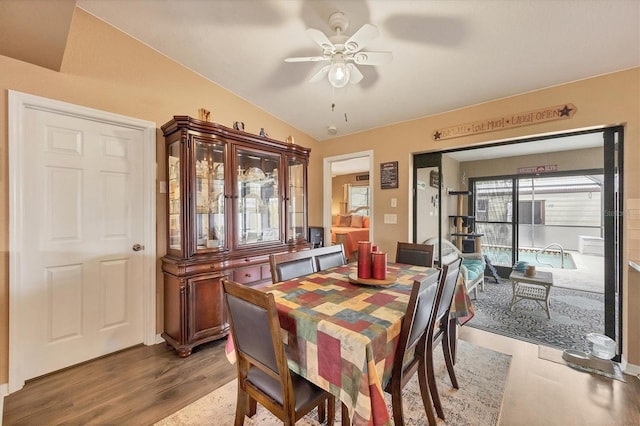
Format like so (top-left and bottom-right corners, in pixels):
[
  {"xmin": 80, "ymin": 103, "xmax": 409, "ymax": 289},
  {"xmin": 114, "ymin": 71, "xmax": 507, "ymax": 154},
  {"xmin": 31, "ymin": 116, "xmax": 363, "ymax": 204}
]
[
  {"xmin": 468, "ymin": 279, "xmax": 604, "ymax": 351},
  {"xmin": 156, "ymin": 340, "xmax": 511, "ymax": 425}
]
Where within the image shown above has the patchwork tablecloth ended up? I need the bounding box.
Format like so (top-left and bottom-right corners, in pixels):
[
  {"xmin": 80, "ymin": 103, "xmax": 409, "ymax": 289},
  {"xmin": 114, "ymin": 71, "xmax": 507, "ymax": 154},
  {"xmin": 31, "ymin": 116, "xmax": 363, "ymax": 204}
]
[{"xmin": 226, "ymin": 262, "xmax": 472, "ymax": 425}]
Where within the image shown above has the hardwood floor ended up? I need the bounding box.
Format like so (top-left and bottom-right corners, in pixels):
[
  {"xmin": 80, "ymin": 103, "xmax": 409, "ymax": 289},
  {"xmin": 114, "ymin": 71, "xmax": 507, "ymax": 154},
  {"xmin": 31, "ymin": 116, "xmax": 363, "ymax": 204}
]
[
  {"xmin": 2, "ymin": 339, "xmax": 236, "ymax": 425},
  {"xmin": 3, "ymin": 329, "xmax": 639, "ymax": 425},
  {"xmin": 459, "ymin": 327, "xmax": 640, "ymax": 426}
]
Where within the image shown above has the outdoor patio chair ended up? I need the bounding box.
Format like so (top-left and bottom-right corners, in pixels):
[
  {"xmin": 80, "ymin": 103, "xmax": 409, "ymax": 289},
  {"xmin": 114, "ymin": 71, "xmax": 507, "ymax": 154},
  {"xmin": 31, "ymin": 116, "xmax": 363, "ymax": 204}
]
[{"xmin": 424, "ymin": 237, "xmax": 486, "ymax": 299}]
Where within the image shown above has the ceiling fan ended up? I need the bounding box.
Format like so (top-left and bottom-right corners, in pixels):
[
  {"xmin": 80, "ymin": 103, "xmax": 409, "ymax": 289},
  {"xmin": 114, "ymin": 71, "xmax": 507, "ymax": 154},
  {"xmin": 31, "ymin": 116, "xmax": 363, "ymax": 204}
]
[{"xmin": 285, "ymin": 12, "xmax": 392, "ymax": 88}]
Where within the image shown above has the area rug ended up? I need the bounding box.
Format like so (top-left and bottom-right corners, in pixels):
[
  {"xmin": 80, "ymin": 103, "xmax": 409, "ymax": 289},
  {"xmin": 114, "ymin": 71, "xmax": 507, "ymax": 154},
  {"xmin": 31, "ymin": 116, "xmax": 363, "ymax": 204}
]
[
  {"xmin": 468, "ymin": 280, "xmax": 604, "ymax": 351},
  {"xmin": 156, "ymin": 340, "xmax": 511, "ymax": 425}
]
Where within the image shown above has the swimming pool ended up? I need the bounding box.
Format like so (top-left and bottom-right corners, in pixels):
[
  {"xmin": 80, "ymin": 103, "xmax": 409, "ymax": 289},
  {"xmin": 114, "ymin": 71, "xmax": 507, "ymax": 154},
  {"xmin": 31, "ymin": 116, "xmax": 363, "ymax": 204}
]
[{"xmin": 483, "ymin": 246, "xmax": 577, "ymax": 269}]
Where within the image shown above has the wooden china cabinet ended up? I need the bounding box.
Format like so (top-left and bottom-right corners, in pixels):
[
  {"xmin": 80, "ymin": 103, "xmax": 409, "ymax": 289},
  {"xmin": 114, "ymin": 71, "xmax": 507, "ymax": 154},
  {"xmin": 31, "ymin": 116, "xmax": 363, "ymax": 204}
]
[{"xmin": 161, "ymin": 116, "xmax": 310, "ymax": 357}]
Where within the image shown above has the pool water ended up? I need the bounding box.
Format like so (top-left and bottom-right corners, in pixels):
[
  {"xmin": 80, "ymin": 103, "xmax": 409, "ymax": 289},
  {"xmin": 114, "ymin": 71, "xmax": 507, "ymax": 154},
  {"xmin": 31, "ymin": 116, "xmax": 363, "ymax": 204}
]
[{"xmin": 483, "ymin": 247, "xmax": 577, "ymax": 269}]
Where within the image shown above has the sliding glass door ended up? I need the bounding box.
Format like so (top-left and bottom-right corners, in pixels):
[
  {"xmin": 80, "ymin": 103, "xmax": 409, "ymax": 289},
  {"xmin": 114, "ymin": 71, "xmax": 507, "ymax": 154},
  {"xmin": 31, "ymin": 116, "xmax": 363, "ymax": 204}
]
[
  {"xmin": 473, "ymin": 178, "xmax": 515, "ymax": 269},
  {"xmin": 417, "ymin": 126, "xmax": 623, "ymax": 360},
  {"xmin": 603, "ymin": 127, "xmax": 623, "ymax": 358}
]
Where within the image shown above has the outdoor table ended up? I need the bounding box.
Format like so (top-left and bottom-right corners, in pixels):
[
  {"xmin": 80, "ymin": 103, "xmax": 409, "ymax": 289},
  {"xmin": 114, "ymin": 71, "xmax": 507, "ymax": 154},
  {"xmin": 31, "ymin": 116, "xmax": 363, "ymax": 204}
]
[{"xmin": 509, "ymin": 269, "xmax": 554, "ymax": 319}]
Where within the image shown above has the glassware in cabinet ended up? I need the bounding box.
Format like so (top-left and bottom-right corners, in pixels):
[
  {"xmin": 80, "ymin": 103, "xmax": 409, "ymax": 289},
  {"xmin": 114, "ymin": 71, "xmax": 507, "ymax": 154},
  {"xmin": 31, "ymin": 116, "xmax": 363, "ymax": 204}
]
[
  {"xmin": 167, "ymin": 141, "xmax": 182, "ymax": 252},
  {"xmin": 194, "ymin": 139, "xmax": 226, "ymax": 251},
  {"xmin": 235, "ymin": 147, "xmax": 281, "ymax": 246},
  {"xmin": 287, "ymin": 156, "xmax": 307, "ymax": 241}
]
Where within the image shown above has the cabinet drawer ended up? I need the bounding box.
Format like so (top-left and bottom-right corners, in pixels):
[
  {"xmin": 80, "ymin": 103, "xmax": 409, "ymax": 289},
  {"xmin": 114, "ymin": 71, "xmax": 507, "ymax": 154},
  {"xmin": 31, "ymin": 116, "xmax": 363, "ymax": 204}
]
[{"xmin": 233, "ymin": 266, "xmax": 262, "ymax": 284}]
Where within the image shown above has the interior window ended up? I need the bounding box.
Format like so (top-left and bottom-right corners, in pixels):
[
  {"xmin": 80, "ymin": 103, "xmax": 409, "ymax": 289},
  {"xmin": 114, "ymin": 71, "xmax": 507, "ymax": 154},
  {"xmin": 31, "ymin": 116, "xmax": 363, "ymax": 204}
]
[{"xmin": 348, "ymin": 185, "xmax": 370, "ymax": 213}]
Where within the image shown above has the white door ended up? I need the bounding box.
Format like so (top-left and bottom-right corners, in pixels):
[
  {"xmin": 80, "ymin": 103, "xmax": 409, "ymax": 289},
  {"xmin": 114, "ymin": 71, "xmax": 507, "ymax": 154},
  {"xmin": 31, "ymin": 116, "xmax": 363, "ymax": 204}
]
[{"xmin": 9, "ymin": 92, "xmax": 156, "ymax": 386}]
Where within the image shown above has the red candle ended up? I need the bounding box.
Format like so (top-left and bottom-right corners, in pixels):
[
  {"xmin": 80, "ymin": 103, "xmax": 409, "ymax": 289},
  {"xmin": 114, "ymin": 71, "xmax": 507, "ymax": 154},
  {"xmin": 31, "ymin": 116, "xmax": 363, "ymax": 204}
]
[
  {"xmin": 371, "ymin": 245, "xmax": 378, "ymax": 252},
  {"xmin": 372, "ymin": 251, "xmax": 387, "ymax": 280},
  {"xmin": 357, "ymin": 241, "xmax": 372, "ymax": 279}
]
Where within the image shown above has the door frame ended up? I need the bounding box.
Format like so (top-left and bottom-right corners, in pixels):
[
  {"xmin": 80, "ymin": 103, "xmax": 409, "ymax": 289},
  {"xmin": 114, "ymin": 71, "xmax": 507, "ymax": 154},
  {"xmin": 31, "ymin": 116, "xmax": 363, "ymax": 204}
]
[
  {"xmin": 418, "ymin": 127, "xmax": 623, "ymax": 360},
  {"xmin": 323, "ymin": 150, "xmax": 374, "ymax": 249},
  {"xmin": 8, "ymin": 90, "xmax": 157, "ymax": 392}
]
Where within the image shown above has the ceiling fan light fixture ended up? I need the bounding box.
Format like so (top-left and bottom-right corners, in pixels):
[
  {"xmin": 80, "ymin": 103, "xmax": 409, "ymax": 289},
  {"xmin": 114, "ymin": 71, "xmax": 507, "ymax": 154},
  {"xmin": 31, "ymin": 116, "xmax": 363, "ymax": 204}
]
[
  {"xmin": 285, "ymin": 12, "xmax": 391, "ymax": 89},
  {"xmin": 328, "ymin": 55, "xmax": 350, "ymax": 88}
]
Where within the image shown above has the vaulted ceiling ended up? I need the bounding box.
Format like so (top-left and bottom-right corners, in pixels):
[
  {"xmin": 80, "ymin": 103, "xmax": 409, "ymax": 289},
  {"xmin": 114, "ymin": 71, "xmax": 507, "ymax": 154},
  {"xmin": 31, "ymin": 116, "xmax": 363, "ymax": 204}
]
[{"xmin": 74, "ymin": 0, "xmax": 640, "ymax": 141}]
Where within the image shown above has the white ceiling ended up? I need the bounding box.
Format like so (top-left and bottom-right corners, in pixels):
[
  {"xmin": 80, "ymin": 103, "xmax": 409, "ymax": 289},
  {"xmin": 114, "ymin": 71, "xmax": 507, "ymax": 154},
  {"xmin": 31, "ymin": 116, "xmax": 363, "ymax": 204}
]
[
  {"xmin": 331, "ymin": 156, "xmax": 370, "ymax": 176},
  {"xmin": 77, "ymin": 0, "xmax": 640, "ymax": 143}
]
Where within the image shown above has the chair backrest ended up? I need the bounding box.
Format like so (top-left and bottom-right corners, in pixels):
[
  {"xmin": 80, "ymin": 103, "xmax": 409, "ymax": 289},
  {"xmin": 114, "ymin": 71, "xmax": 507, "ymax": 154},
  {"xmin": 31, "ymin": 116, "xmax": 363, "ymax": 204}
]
[
  {"xmin": 396, "ymin": 242, "xmax": 435, "ymax": 267},
  {"xmin": 404, "ymin": 271, "xmax": 441, "ymax": 354},
  {"xmin": 314, "ymin": 244, "xmax": 347, "ymax": 271},
  {"xmin": 269, "ymin": 250, "xmax": 316, "ymax": 283},
  {"xmin": 222, "ymin": 278, "xmax": 290, "ymax": 380},
  {"xmin": 434, "ymin": 258, "xmax": 462, "ymax": 322},
  {"xmin": 389, "ymin": 270, "xmax": 441, "ymax": 386}
]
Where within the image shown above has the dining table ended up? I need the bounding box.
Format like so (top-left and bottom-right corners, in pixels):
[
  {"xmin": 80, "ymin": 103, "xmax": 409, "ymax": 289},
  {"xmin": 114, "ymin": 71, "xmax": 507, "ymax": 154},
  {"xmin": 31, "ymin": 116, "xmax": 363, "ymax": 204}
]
[{"xmin": 225, "ymin": 261, "xmax": 473, "ymax": 426}]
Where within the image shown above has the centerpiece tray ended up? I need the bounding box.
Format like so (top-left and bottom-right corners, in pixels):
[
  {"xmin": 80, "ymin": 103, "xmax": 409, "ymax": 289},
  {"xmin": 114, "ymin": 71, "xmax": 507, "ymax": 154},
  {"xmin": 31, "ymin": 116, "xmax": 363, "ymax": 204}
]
[{"xmin": 348, "ymin": 272, "xmax": 396, "ymax": 286}]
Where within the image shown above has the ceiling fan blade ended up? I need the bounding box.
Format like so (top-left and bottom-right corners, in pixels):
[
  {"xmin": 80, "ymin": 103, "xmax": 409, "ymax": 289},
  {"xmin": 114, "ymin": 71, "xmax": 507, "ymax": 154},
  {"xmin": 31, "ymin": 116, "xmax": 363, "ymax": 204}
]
[
  {"xmin": 344, "ymin": 24, "xmax": 379, "ymax": 53},
  {"xmin": 352, "ymin": 51, "xmax": 393, "ymax": 66},
  {"xmin": 284, "ymin": 56, "xmax": 328, "ymax": 63},
  {"xmin": 347, "ymin": 64, "xmax": 363, "ymax": 84},
  {"xmin": 305, "ymin": 28, "xmax": 336, "ymax": 52},
  {"xmin": 309, "ymin": 65, "xmax": 330, "ymax": 83}
]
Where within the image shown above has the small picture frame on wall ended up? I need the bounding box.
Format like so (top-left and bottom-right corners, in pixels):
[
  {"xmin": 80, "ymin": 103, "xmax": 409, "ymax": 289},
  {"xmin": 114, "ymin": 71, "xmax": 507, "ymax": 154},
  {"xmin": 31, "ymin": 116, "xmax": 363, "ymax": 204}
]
[
  {"xmin": 429, "ymin": 170, "xmax": 440, "ymax": 188},
  {"xmin": 380, "ymin": 161, "xmax": 398, "ymax": 189}
]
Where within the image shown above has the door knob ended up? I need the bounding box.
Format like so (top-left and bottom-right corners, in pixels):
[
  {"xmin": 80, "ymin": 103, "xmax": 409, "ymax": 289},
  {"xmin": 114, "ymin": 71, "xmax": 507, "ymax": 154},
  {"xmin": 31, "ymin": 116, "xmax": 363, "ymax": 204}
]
[{"xmin": 132, "ymin": 243, "xmax": 144, "ymax": 251}]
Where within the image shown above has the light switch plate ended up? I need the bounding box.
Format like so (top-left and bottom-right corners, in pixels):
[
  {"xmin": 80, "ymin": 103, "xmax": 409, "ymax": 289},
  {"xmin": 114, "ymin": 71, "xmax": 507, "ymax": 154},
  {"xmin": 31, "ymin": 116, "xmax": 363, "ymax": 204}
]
[
  {"xmin": 391, "ymin": 198, "xmax": 397, "ymax": 207},
  {"xmin": 384, "ymin": 214, "xmax": 397, "ymax": 224}
]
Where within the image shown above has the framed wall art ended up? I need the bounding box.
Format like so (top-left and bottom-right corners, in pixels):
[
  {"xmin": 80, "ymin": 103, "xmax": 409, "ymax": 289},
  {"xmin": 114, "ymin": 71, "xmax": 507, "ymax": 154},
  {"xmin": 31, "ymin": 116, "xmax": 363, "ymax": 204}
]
[{"xmin": 380, "ymin": 161, "xmax": 398, "ymax": 189}]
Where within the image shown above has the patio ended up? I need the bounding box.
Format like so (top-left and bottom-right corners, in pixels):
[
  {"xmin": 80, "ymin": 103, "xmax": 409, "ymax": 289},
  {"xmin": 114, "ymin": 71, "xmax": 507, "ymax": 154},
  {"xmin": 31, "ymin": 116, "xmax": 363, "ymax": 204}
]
[
  {"xmin": 537, "ymin": 250, "xmax": 604, "ymax": 294},
  {"xmin": 468, "ymin": 251, "xmax": 605, "ymax": 350}
]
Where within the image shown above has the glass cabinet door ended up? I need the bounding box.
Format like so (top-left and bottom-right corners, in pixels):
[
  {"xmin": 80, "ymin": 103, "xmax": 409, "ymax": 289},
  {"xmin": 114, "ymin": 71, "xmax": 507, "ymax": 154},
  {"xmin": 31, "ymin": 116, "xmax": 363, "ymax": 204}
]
[
  {"xmin": 287, "ymin": 157, "xmax": 306, "ymax": 242},
  {"xmin": 194, "ymin": 138, "xmax": 226, "ymax": 252},
  {"xmin": 235, "ymin": 147, "xmax": 280, "ymax": 246},
  {"xmin": 168, "ymin": 141, "xmax": 182, "ymax": 253}
]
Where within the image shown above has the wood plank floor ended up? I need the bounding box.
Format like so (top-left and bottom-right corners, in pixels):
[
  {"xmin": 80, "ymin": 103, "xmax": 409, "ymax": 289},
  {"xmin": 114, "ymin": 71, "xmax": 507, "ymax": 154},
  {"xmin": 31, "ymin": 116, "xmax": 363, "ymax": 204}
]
[
  {"xmin": 3, "ymin": 329, "xmax": 640, "ymax": 425},
  {"xmin": 2, "ymin": 339, "xmax": 236, "ymax": 425}
]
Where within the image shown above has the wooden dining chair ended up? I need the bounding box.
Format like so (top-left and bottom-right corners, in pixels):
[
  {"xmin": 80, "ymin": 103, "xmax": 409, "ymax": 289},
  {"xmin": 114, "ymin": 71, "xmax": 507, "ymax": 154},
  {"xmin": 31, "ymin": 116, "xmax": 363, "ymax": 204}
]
[
  {"xmin": 222, "ymin": 279, "xmax": 335, "ymax": 426},
  {"xmin": 395, "ymin": 242, "xmax": 435, "ymax": 267},
  {"xmin": 425, "ymin": 258, "xmax": 462, "ymax": 421},
  {"xmin": 269, "ymin": 250, "xmax": 316, "ymax": 283},
  {"xmin": 384, "ymin": 270, "xmax": 441, "ymax": 426},
  {"xmin": 314, "ymin": 244, "xmax": 347, "ymax": 271}
]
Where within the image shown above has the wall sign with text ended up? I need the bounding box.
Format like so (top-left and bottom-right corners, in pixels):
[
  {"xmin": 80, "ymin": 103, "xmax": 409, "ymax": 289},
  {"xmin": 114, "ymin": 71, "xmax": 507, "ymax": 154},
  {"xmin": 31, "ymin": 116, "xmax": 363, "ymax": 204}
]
[
  {"xmin": 517, "ymin": 164, "xmax": 558, "ymax": 174},
  {"xmin": 432, "ymin": 103, "xmax": 577, "ymax": 141},
  {"xmin": 380, "ymin": 161, "xmax": 398, "ymax": 189}
]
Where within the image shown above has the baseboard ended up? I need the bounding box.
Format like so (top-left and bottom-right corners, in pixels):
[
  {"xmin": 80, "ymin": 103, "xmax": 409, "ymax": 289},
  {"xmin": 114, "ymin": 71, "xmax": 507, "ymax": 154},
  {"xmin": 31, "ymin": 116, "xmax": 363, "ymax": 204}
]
[
  {"xmin": 621, "ymin": 355, "xmax": 640, "ymax": 377},
  {"xmin": 1, "ymin": 382, "xmax": 8, "ymax": 426}
]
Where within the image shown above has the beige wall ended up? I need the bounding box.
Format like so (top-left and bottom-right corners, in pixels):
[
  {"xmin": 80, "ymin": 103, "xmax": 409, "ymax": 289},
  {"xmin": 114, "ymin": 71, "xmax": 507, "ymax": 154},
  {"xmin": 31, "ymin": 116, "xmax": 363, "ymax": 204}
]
[
  {"xmin": 0, "ymin": 9, "xmax": 321, "ymax": 384},
  {"xmin": 315, "ymin": 68, "xmax": 640, "ymax": 365},
  {"xmin": 1, "ymin": 6, "xmax": 638, "ymax": 385},
  {"xmin": 460, "ymin": 147, "xmax": 603, "ymax": 180}
]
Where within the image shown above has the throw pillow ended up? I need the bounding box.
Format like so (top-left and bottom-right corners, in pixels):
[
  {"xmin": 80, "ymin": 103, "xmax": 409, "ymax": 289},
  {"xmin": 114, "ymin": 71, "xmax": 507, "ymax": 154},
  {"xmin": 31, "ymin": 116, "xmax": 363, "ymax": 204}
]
[
  {"xmin": 350, "ymin": 215, "xmax": 364, "ymax": 228},
  {"xmin": 339, "ymin": 215, "xmax": 352, "ymax": 227},
  {"xmin": 363, "ymin": 216, "xmax": 370, "ymax": 228}
]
